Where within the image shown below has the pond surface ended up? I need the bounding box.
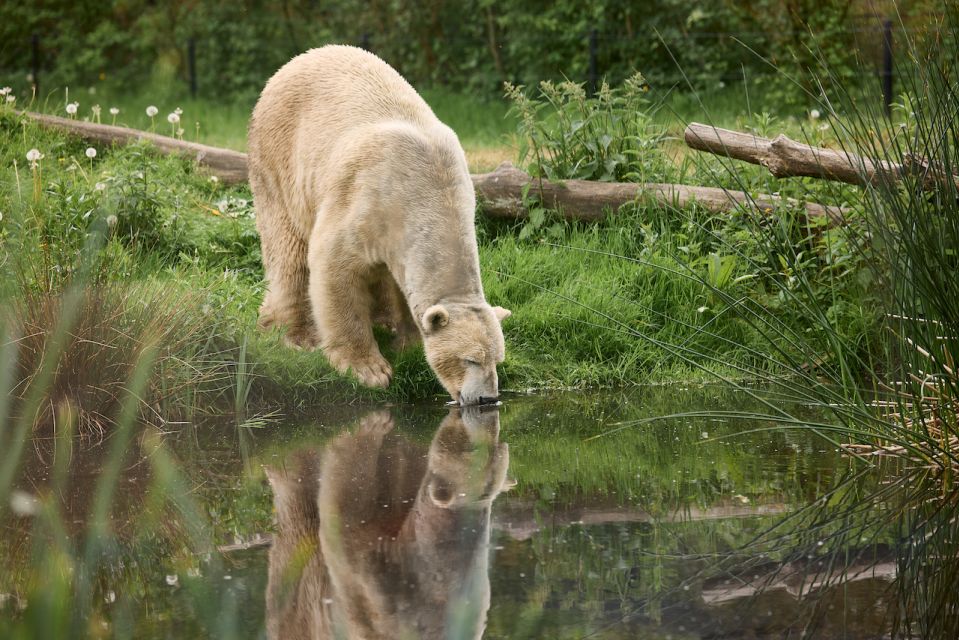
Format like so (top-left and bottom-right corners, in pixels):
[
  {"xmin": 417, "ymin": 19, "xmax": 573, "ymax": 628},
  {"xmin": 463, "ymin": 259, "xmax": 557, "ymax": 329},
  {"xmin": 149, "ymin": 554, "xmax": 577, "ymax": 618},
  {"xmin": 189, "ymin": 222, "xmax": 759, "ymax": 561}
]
[{"xmin": 2, "ymin": 386, "xmax": 900, "ymax": 638}]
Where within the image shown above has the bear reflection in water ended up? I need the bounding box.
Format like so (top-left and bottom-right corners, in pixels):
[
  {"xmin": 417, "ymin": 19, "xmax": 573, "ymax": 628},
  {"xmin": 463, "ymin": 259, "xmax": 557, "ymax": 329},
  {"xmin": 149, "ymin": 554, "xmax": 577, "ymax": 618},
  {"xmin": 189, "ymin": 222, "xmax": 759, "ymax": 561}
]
[{"xmin": 265, "ymin": 408, "xmax": 511, "ymax": 640}]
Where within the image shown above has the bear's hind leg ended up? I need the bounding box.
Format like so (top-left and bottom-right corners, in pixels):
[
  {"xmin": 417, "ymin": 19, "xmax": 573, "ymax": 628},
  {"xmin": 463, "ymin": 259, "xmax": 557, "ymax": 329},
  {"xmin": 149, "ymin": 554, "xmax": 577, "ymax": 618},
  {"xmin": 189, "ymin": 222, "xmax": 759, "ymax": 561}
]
[
  {"xmin": 257, "ymin": 205, "xmax": 317, "ymax": 349},
  {"xmin": 309, "ymin": 242, "xmax": 392, "ymax": 388}
]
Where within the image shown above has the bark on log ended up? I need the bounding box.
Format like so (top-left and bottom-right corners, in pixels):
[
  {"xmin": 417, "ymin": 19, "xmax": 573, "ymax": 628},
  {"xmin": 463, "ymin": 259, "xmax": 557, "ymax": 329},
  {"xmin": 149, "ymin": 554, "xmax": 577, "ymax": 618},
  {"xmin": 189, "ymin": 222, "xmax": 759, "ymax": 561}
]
[
  {"xmin": 684, "ymin": 121, "xmax": 959, "ymax": 191},
  {"xmin": 473, "ymin": 162, "xmax": 846, "ymax": 224},
  {"xmin": 22, "ymin": 111, "xmax": 846, "ymax": 223},
  {"xmin": 23, "ymin": 111, "xmax": 249, "ymax": 184}
]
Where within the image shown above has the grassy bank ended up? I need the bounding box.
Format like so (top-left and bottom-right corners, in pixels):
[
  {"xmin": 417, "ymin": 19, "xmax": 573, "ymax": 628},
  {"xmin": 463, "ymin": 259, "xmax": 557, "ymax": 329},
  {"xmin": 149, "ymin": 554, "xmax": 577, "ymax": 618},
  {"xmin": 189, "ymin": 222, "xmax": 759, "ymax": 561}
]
[{"xmin": 0, "ymin": 89, "xmax": 879, "ymax": 420}]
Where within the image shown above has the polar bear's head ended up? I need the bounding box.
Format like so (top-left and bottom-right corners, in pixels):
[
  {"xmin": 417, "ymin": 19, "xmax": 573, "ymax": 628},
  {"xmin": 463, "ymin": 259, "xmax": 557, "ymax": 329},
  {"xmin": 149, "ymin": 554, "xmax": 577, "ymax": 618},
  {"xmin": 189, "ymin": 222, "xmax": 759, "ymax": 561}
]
[{"xmin": 420, "ymin": 302, "xmax": 510, "ymax": 406}]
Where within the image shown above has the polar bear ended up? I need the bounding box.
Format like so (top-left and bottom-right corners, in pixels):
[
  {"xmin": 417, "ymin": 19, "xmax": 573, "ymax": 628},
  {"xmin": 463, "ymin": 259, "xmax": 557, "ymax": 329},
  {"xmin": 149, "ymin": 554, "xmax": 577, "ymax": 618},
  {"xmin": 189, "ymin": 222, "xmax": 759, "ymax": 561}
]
[
  {"xmin": 248, "ymin": 45, "xmax": 510, "ymax": 404},
  {"xmin": 265, "ymin": 408, "xmax": 511, "ymax": 640}
]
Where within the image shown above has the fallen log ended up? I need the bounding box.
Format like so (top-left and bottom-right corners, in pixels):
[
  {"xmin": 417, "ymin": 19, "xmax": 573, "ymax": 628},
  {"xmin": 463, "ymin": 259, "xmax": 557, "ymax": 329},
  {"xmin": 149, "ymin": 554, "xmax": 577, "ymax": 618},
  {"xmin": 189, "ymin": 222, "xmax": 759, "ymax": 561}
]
[
  {"xmin": 684, "ymin": 121, "xmax": 959, "ymax": 191},
  {"xmin": 23, "ymin": 111, "xmax": 845, "ymax": 223},
  {"xmin": 22, "ymin": 111, "xmax": 249, "ymax": 184},
  {"xmin": 473, "ymin": 162, "xmax": 846, "ymax": 223}
]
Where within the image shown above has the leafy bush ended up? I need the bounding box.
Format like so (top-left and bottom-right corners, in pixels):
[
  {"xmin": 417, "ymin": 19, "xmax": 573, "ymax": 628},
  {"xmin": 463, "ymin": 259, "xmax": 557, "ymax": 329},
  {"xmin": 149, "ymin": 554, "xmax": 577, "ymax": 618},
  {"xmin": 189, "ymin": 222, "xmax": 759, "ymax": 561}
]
[{"xmin": 505, "ymin": 74, "xmax": 671, "ymax": 183}]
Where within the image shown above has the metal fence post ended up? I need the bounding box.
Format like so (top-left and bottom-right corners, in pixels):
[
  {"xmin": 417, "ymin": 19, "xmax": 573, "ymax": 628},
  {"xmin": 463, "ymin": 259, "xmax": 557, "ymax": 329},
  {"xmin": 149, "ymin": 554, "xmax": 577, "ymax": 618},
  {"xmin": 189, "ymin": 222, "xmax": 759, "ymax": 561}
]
[
  {"xmin": 31, "ymin": 33, "xmax": 40, "ymax": 98},
  {"xmin": 587, "ymin": 28, "xmax": 598, "ymax": 97},
  {"xmin": 188, "ymin": 38, "xmax": 197, "ymax": 98},
  {"xmin": 881, "ymin": 19, "xmax": 893, "ymax": 118}
]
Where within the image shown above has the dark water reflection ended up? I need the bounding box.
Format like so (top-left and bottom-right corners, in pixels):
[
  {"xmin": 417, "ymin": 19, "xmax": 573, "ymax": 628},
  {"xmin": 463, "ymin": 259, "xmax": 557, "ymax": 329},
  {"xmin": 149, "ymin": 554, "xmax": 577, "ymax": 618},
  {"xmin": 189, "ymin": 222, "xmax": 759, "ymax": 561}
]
[{"xmin": 1, "ymin": 388, "xmax": 902, "ymax": 638}]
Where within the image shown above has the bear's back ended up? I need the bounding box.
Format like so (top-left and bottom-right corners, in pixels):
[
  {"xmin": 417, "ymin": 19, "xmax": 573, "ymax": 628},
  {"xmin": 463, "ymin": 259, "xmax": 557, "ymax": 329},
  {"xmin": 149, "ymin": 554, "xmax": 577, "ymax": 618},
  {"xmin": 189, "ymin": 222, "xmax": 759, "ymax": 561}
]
[
  {"xmin": 256, "ymin": 45, "xmax": 436, "ymax": 132},
  {"xmin": 248, "ymin": 45, "xmax": 461, "ymax": 231}
]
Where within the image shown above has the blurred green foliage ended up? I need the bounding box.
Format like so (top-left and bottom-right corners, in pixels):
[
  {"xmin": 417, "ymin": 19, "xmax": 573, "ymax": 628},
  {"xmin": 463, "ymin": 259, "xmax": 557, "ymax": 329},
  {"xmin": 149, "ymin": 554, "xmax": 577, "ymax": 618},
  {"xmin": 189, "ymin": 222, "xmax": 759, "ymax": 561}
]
[{"xmin": 1, "ymin": 0, "xmax": 947, "ymax": 104}]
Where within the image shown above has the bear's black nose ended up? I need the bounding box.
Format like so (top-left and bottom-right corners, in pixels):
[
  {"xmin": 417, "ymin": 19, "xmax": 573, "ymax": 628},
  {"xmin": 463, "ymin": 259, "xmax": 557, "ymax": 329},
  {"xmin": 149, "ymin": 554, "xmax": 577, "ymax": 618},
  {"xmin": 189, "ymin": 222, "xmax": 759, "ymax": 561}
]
[{"xmin": 477, "ymin": 395, "xmax": 498, "ymax": 405}]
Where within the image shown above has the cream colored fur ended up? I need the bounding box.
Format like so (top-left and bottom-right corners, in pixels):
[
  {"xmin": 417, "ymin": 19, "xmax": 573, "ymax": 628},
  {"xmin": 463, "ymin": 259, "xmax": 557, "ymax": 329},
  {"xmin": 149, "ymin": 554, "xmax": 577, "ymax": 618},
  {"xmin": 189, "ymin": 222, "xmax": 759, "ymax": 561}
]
[
  {"xmin": 265, "ymin": 409, "xmax": 511, "ymax": 640},
  {"xmin": 248, "ymin": 45, "xmax": 509, "ymax": 401}
]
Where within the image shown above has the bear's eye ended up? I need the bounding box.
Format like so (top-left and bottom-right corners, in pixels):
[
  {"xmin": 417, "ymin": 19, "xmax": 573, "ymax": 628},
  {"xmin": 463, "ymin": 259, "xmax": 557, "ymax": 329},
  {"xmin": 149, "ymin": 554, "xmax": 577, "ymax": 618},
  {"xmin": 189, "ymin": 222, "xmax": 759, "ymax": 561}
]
[{"xmin": 463, "ymin": 357, "xmax": 481, "ymax": 366}]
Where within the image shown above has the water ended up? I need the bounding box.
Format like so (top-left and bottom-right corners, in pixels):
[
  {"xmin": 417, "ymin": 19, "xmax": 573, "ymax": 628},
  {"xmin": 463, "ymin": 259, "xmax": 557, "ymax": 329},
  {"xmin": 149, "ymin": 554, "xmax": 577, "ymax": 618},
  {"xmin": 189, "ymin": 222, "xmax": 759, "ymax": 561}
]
[{"xmin": 2, "ymin": 386, "xmax": 902, "ymax": 638}]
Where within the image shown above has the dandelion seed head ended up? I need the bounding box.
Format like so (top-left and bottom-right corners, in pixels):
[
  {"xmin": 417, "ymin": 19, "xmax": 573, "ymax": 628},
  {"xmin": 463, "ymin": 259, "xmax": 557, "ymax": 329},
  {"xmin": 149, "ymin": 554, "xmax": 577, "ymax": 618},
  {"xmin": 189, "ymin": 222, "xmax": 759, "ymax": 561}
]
[
  {"xmin": 167, "ymin": 112, "xmax": 180, "ymax": 124},
  {"xmin": 146, "ymin": 105, "xmax": 158, "ymax": 117},
  {"xmin": 209, "ymin": 175, "xmax": 219, "ymax": 184},
  {"xmin": 26, "ymin": 148, "xmax": 42, "ymax": 163},
  {"xmin": 809, "ymin": 109, "xmax": 821, "ymax": 119},
  {"xmin": 109, "ymin": 107, "xmax": 119, "ymax": 115},
  {"xmin": 106, "ymin": 214, "xmax": 118, "ymax": 228},
  {"xmin": 95, "ymin": 182, "xmax": 107, "ymax": 191},
  {"xmin": 85, "ymin": 147, "xmax": 97, "ymax": 159},
  {"xmin": 10, "ymin": 490, "xmax": 38, "ymax": 517},
  {"xmin": 174, "ymin": 107, "xmax": 183, "ymax": 115},
  {"xmin": 0, "ymin": 87, "xmax": 10, "ymax": 96},
  {"xmin": 65, "ymin": 101, "xmax": 79, "ymax": 115},
  {"xmin": 91, "ymin": 104, "xmax": 101, "ymax": 115},
  {"xmin": 5, "ymin": 95, "xmax": 14, "ymax": 104}
]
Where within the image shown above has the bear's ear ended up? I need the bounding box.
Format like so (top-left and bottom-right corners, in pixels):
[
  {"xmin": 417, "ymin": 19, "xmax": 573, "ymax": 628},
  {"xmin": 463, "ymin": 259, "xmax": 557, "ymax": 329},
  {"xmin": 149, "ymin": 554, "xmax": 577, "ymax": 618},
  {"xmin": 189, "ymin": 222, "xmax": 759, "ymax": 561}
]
[
  {"xmin": 492, "ymin": 306, "xmax": 512, "ymax": 323},
  {"xmin": 422, "ymin": 304, "xmax": 450, "ymax": 333}
]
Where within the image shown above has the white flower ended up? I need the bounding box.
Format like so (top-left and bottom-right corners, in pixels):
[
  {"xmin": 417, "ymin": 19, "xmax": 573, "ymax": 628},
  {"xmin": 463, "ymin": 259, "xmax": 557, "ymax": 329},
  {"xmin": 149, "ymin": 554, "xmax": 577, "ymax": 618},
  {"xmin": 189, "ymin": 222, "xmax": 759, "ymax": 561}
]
[
  {"xmin": 165, "ymin": 574, "xmax": 179, "ymax": 587},
  {"xmin": 167, "ymin": 112, "xmax": 180, "ymax": 124},
  {"xmin": 109, "ymin": 107, "xmax": 119, "ymax": 115},
  {"xmin": 0, "ymin": 87, "xmax": 10, "ymax": 96},
  {"xmin": 95, "ymin": 182, "xmax": 107, "ymax": 191},
  {"xmin": 174, "ymin": 107, "xmax": 183, "ymax": 115},
  {"xmin": 809, "ymin": 109, "xmax": 821, "ymax": 120},
  {"xmin": 9, "ymin": 490, "xmax": 38, "ymax": 516},
  {"xmin": 5, "ymin": 95, "xmax": 14, "ymax": 104},
  {"xmin": 26, "ymin": 148, "xmax": 42, "ymax": 163},
  {"xmin": 65, "ymin": 101, "xmax": 79, "ymax": 115},
  {"xmin": 146, "ymin": 105, "xmax": 158, "ymax": 117},
  {"xmin": 818, "ymin": 123, "xmax": 830, "ymax": 132},
  {"xmin": 106, "ymin": 214, "xmax": 118, "ymax": 227},
  {"xmin": 208, "ymin": 175, "xmax": 219, "ymax": 184},
  {"xmin": 85, "ymin": 147, "xmax": 97, "ymax": 159}
]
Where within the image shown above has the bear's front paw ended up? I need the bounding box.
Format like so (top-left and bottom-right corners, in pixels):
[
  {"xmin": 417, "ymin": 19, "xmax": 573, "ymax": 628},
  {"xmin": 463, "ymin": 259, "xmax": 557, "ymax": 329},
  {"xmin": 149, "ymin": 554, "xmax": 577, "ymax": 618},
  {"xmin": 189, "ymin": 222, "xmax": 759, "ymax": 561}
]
[
  {"xmin": 328, "ymin": 348, "xmax": 393, "ymax": 388},
  {"xmin": 351, "ymin": 355, "xmax": 393, "ymax": 388}
]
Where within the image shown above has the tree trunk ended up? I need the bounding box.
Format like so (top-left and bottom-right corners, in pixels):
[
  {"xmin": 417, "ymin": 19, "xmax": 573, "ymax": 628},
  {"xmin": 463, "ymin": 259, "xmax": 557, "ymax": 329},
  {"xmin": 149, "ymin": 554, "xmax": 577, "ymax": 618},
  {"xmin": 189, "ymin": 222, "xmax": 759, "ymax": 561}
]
[{"xmin": 684, "ymin": 121, "xmax": 959, "ymax": 191}]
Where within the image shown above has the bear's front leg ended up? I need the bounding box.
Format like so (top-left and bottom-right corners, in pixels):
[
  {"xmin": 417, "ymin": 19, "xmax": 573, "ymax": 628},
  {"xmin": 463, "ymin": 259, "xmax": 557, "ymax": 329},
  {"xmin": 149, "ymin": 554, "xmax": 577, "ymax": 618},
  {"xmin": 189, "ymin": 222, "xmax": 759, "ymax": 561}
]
[{"xmin": 309, "ymin": 241, "xmax": 393, "ymax": 388}]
